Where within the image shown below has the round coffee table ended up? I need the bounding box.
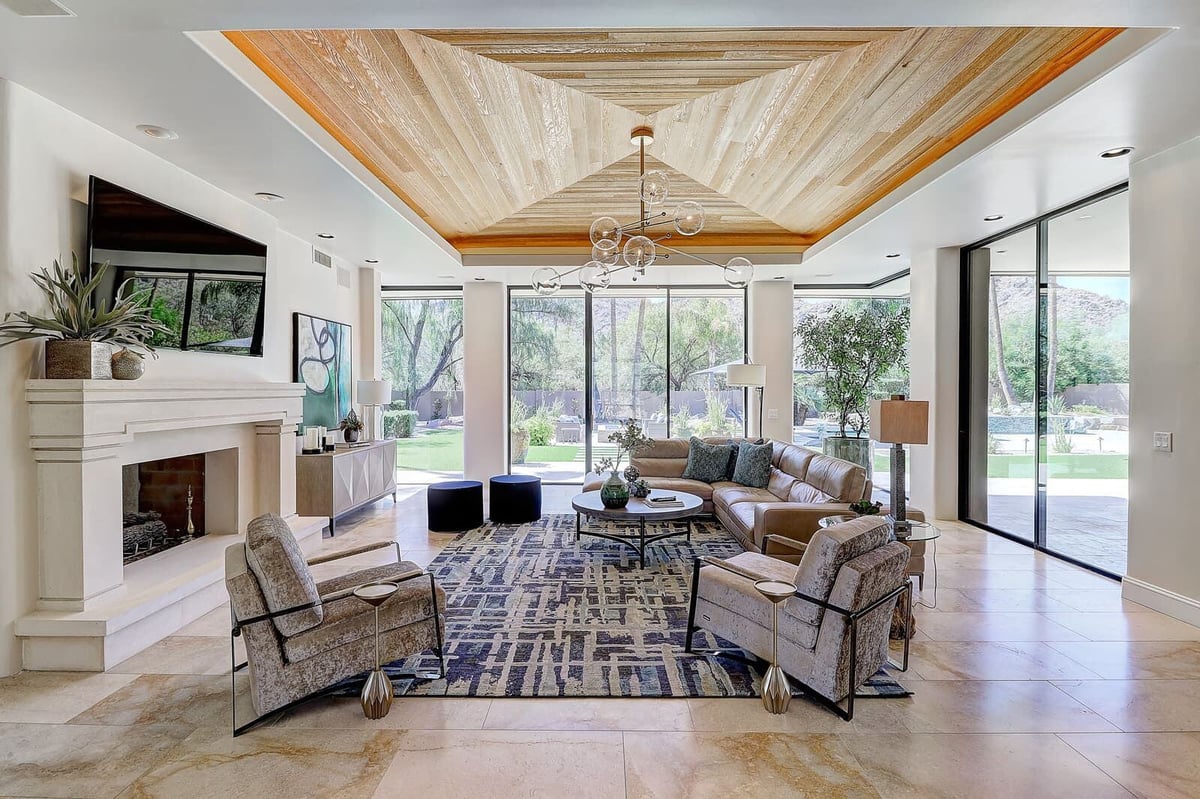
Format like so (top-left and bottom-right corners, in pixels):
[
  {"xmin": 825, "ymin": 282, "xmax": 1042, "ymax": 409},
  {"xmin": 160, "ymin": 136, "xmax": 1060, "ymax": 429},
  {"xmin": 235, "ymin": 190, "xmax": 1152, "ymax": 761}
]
[{"xmin": 571, "ymin": 489, "xmax": 703, "ymax": 567}]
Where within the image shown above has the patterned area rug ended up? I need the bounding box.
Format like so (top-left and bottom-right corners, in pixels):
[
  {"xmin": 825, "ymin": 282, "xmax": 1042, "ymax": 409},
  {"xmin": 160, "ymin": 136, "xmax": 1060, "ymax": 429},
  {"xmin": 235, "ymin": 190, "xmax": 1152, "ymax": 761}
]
[{"xmin": 378, "ymin": 514, "xmax": 904, "ymax": 699}]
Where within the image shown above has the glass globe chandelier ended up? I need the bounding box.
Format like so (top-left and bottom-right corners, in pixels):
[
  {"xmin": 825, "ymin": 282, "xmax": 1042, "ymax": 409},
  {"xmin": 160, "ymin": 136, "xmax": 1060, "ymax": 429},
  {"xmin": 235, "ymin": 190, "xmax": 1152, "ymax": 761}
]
[{"xmin": 531, "ymin": 126, "xmax": 753, "ymax": 294}]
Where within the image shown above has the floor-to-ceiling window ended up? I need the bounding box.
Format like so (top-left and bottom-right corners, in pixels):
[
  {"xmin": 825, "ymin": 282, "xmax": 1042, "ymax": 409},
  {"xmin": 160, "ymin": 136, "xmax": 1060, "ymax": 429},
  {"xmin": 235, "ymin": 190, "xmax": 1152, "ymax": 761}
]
[
  {"xmin": 507, "ymin": 286, "xmax": 746, "ymax": 482},
  {"xmin": 792, "ymin": 291, "xmax": 910, "ymax": 497},
  {"xmin": 381, "ymin": 290, "xmax": 465, "ymax": 483},
  {"xmin": 961, "ymin": 186, "xmax": 1129, "ymax": 576}
]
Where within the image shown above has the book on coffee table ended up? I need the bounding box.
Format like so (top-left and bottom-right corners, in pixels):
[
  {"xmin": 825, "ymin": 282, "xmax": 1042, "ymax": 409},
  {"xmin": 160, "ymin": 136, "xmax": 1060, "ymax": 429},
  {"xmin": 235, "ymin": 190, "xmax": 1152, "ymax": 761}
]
[{"xmin": 647, "ymin": 495, "xmax": 684, "ymax": 508}]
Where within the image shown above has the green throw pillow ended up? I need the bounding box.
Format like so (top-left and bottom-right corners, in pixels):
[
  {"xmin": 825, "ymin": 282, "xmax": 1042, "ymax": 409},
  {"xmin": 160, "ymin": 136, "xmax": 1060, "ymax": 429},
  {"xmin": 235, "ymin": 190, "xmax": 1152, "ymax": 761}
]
[
  {"xmin": 682, "ymin": 436, "xmax": 735, "ymax": 483},
  {"xmin": 732, "ymin": 440, "xmax": 773, "ymax": 488}
]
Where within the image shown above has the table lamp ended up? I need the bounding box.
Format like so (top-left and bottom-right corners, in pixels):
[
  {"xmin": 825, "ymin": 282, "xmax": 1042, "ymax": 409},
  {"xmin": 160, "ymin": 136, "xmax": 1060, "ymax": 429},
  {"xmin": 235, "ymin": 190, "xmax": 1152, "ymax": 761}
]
[
  {"xmin": 726, "ymin": 362, "xmax": 766, "ymax": 439},
  {"xmin": 357, "ymin": 379, "xmax": 392, "ymax": 442},
  {"xmin": 869, "ymin": 394, "xmax": 928, "ymax": 537}
]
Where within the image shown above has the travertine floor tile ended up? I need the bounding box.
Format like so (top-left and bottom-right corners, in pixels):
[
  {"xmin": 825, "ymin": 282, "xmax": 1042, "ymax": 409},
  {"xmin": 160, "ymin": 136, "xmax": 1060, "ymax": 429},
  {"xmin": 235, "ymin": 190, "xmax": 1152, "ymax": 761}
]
[
  {"xmin": 174, "ymin": 604, "xmax": 233, "ymax": 637},
  {"xmin": 841, "ymin": 732, "xmax": 1134, "ymax": 798},
  {"xmin": 686, "ymin": 696, "xmax": 907, "ymax": 733},
  {"xmin": 913, "ymin": 611, "xmax": 1086, "ymax": 642},
  {"xmin": 1046, "ymin": 640, "xmax": 1200, "ymax": 679},
  {"xmin": 1061, "ymin": 731, "xmax": 1200, "ymax": 799},
  {"xmin": 909, "ymin": 640, "xmax": 1103, "ymax": 680},
  {"xmin": 69, "ymin": 674, "xmax": 252, "ymax": 730},
  {"xmin": 919, "ymin": 588, "xmax": 1077, "ymax": 613},
  {"xmin": 0, "ymin": 671, "xmax": 138, "ymax": 723},
  {"xmin": 1054, "ymin": 679, "xmax": 1200, "ymax": 731},
  {"xmin": 1042, "ymin": 612, "xmax": 1200, "ymax": 641},
  {"xmin": 370, "ymin": 730, "xmax": 625, "ymax": 799},
  {"xmin": 276, "ymin": 696, "xmax": 491, "ymax": 730},
  {"xmin": 624, "ymin": 731, "xmax": 880, "ymax": 798},
  {"xmin": 0, "ymin": 721, "xmax": 191, "ymax": 799},
  {"xmin": 1039, "ymin": 587, "xmax": 1155, "ymax": 613},
  {"xmin": 110, "ymin": 635, "xmax": 240, "ymax": 675},
  {"xmin": 482, "ymin": 697, "xmax": 692, "ymax": 731}
]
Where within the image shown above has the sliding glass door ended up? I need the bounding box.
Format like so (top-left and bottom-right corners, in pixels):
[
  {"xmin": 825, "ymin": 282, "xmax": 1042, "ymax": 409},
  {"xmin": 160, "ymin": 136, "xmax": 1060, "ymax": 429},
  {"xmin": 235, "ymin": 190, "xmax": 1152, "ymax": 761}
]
[{"xmin": 961, "ymin": 186, "xmax": 1129, "ymax": 575}]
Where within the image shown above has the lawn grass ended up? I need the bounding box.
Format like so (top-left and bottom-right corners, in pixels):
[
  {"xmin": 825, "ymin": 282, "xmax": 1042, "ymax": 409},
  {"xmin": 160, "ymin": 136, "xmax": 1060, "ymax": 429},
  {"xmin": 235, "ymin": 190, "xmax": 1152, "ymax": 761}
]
[
  {"xmin": 527, "ymin": 444, "xmax": 580, "ymax": 462},
  {"xmin": 395, "ymin": 428, "xmax": 581, "ymax": 472},
  {"xmin": 986, "ymin": 453, "xmax": 1128, "ymax": 479}
]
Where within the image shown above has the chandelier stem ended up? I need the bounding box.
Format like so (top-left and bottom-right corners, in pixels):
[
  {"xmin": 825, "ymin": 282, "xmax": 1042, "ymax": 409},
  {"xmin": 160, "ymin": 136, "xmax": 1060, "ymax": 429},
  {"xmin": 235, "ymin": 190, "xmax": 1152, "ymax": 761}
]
[
  {"xmin": 656, "ymin": 242, "xmax": 725, "ymax": 269},
  {"xmin": 639, "ymin": 137, "xmax": 646, "ymax": 235}
]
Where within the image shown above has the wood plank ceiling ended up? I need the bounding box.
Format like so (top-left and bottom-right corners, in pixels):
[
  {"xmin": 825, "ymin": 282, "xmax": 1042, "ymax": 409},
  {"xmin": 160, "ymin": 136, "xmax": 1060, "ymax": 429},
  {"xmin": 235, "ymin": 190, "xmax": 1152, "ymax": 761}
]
[{"xmin": 226, "ymin": 26, "xmax": 1121, "ymax": 258}]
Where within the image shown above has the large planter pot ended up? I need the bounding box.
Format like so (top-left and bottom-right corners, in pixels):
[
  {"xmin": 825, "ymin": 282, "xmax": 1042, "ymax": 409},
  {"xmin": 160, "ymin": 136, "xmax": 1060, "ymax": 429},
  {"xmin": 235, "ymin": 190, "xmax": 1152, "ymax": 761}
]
[
  {"xmin": 822, "ymin": 435, "xmax": 872, "ymax": 478},
  {"xmin": 45, "ymin": 339, "xmax": 112, "ymax": 379},
  {"xmin": 511, "ymin": 429, "xmax": 530, "ymax": 464},
  {"xmin": 600, "ymin": 472, "xmax": 629, "ymax": 509}
]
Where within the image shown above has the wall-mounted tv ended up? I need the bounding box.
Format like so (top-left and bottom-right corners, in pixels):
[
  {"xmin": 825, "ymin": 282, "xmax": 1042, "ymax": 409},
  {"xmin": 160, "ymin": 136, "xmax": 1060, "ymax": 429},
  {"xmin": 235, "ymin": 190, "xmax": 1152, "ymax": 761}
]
[{"xmin": 87, "ymin": 176, "xmax": 268, "ymax": 357}]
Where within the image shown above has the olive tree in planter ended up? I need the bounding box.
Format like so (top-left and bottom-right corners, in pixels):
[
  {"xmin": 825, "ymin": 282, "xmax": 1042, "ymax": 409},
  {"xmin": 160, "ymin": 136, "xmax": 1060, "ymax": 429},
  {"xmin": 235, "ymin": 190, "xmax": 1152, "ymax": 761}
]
[
  {"xmin": 0, "ymin": 255, "xmax": 168, "ymax": 378},
  {"xmin": 794, "ymin": 304, "xmax": 910, "ymax": 475}
]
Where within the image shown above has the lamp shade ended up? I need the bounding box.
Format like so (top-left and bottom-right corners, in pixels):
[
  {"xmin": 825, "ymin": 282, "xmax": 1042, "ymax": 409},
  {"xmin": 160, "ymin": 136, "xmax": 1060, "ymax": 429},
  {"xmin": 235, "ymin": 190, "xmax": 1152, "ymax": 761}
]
[
  {"xmin": 357, "ymin": 379, "xmax": 392, "ymax": 406},
  {"xmin": 726, "ymin": 363, "xmax": 766, "ymax": 388},
  {"xmin": 869, "ymin": 395, "xmax": 929, "ymax": 444}
]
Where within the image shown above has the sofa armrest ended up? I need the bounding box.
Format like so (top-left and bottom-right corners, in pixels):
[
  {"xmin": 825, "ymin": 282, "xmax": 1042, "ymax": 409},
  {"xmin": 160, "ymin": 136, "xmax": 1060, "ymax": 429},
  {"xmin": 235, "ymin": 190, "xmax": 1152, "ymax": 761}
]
[{"xmin": 752, "ymin": 502, "xmax": 855, "ymax": 551}]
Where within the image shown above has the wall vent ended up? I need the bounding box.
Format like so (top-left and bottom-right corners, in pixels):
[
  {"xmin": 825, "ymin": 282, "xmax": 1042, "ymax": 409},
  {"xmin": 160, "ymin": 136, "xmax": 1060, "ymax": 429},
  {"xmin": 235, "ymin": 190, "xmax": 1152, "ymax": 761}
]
[
  {"xmin": 0, "ymin": 0, "xmax": 75, "ymax": 16},
  {"xmin": 312, "ymin": 248, "xmax": 333, "ymax": 269},
  {"xmin": 336, "ymin": 266, "xmax": 352, "ymax": 288}
]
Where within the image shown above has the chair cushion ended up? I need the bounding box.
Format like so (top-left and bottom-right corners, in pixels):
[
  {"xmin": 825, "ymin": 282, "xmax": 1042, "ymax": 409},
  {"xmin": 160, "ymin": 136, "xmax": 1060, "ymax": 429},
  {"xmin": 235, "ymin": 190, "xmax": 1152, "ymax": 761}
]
[
  {"xmin": 682, "ymin": 437, "xmax": 736, "ymax": 483},
  {"xmin": 787, "ymin": 516, "xmax": 891, "ymax": 627},
  {"xmin": 284, "ymin": 562, "xmax": 442, "ymax": 663},
  {"xmin": 788, "ymin": 481, "xmax": 834, "ymax": 503},
  {"xmin": 732, "ymin": 440, "xmax": 774, "ymax": 488},
  {"xmin": 244, "ymin": 513, "xmax": 323, "ymax": 637},
  {"xmin": 697, "ymin": 553, "xmax": 818, "ymax": 649}
]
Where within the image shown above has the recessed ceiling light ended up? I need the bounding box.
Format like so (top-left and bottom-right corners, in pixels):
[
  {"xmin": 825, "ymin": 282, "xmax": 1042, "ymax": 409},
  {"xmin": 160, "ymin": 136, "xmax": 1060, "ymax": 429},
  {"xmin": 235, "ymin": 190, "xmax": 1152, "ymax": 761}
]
[
  {"xmin": 473, "ymin": 276, "xmax": 486, "ymax": 281},
  {"xmin": 254, "ymin": 192, "xmax": 285, "ymax": 203},
  {"xmin": 1077, "ymin": 214, "xmax": 1094, "ymax": 221},
  {"xmin": 316, "ymin": 233, "xmax": 335, "ymax": 239},
  {"xmin": 885, "ymin": 253, "xmax": 901, "ymax": 258},
  {"xmin": 136, "ymin": 124, "xmax": 178, "ymax": 141},
  {"xmin": 1099, "ymin": 146, "xmax": 1134, "ymax": 159},
  {"xmin": 984, "ymin": 214, "xmax": 1004, "ymax": 222},
  {"xmin": 813, "ymin": 273, "xmax": 834, "ymax": 278},
  {"xmin": 364, "ymin": 259, "xmax": 379, "ymax": 264}
]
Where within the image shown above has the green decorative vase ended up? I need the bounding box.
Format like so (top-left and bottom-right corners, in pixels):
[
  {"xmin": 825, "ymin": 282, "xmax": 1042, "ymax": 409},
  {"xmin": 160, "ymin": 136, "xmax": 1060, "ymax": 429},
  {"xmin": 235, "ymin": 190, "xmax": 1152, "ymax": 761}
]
[{"xmin": 600, "ymin": 472, "xmax": 630, "ymax": 509}]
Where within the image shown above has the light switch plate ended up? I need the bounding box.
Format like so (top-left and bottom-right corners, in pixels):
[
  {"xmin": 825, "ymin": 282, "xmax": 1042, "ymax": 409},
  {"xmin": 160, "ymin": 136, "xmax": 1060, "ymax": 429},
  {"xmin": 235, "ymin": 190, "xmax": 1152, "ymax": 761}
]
[
  {"xmin": 1153, "ymin": 432, "xmax": 1173, "ymax": 452},
  {"xmin": 767, "ymin": 408, "xmax": 779, "ymax": 420}
]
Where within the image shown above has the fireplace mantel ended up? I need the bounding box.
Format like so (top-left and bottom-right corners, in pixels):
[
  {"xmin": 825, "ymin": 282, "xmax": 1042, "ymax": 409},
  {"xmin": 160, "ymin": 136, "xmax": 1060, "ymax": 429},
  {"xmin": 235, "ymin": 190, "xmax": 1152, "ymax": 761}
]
[{"xmin": 18, "ymin": 379, "xmax": 324, "ymax": 670}]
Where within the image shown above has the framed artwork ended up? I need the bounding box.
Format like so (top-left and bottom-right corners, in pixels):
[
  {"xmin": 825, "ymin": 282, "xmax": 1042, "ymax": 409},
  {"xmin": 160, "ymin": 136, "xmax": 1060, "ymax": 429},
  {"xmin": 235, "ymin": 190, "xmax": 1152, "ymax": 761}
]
[{"xmin": 293, "ymin": 312, "xmax": 352, "ymax": 429}]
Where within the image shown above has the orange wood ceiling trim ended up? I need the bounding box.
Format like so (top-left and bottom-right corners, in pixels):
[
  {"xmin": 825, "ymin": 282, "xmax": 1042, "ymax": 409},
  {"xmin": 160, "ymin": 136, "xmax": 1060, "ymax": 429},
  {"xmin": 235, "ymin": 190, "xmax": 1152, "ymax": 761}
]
[
  {"xmin": 448, "ymin": 231, "xmax": 813, "ymax": 254},
  {"xmin": 809, "ymin": 27, "xmax": 1124, "ymax": 244}
]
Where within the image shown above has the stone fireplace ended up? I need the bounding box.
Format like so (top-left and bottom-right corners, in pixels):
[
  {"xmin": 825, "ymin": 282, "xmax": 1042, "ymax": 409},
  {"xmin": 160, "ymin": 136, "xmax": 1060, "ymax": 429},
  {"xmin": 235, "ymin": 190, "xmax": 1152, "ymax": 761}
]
[
  {"xmin": 121, "ymin": 453, "xmax": 217, "ymax": 563},
  {"xmin": 17, "ymin": 380, "xmax": 324, "ymax": 671}
]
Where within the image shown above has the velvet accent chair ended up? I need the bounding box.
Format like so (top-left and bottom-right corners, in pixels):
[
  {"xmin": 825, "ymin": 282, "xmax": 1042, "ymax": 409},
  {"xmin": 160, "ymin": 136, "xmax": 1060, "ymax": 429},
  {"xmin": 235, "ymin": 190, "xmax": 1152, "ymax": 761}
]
[
  {"xmin": 686, "ymin": 515, "xmax": 911, "ymax": 720},
  {"xmin": 225, "ymin": 513, "xmax": 447, "ymax": 735}
]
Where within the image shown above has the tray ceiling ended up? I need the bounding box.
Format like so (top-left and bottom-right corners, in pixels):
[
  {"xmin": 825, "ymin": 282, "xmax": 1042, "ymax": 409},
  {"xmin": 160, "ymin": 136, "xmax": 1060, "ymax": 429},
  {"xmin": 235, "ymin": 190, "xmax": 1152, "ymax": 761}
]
[{"xmin": 226, "ymin": 26, "xmax": 1120, "ymax": 258}]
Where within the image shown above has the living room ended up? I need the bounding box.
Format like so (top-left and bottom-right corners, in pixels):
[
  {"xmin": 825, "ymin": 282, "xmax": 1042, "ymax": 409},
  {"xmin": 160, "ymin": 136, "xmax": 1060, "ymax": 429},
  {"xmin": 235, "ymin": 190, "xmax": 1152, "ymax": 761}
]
[{"xmin": 2, "ymin": 2, "xmax": 1200, "ymax": 797}]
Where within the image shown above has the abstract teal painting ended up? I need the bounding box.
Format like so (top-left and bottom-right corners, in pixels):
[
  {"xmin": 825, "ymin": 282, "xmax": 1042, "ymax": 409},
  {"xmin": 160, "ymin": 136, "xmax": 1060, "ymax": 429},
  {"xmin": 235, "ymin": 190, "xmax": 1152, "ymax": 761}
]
[{"xmin": 293, "ymin": 312, "xmax": 352, "ymax": 429}]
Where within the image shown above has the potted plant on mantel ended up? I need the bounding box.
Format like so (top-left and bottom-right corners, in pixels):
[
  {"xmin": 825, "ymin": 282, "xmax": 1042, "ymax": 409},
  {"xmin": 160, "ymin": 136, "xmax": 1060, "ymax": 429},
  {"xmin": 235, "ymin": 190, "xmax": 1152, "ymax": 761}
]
[
  {"xmin": 794, "ymin": 304, "xmax": 909, "ymax": 475},
  {"xmin": 0, "ymin": 255, "xmax": 168, "ymax": 379},
  {"xmin": 592, "ymin": 418, "xmax": 654, "ymax": 509}
]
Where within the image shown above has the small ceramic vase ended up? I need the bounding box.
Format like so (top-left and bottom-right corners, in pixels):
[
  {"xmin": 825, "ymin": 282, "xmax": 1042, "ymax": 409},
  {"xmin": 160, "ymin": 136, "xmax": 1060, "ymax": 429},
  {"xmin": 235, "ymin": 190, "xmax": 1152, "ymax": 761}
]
[{"xmin": 110, "ymin": 348, "xmax": 145, "ymax": 380}]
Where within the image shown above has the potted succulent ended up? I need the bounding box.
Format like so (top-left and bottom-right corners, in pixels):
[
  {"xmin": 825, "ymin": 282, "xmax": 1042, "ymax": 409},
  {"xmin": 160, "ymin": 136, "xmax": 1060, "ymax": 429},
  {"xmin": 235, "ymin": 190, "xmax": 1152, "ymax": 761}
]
[
  {"xmin": 339, "ymin": 409, "xmax": 364, "ymax": 443},
  {"xmin": 593, "ymin": 418, "xmax": 654, "ymax": 509},
  {"xmin": 0, "ymin": 255, "xmax": 168, "ymax": 379},
  {"xmin": 849, "ymin": 500, "xmax": 883, "ymax": 516},
  {"xmin": 794, "ymin": 304, "xmax": 909, "ymax": 475}
]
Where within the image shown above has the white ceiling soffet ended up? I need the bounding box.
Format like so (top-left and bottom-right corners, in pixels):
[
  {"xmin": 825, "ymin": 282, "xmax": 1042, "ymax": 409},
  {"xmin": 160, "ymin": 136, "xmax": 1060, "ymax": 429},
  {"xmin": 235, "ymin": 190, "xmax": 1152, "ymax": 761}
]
[{"xmin": 0, "ymin": 2, "xmax": 1196, "ymax": 285}]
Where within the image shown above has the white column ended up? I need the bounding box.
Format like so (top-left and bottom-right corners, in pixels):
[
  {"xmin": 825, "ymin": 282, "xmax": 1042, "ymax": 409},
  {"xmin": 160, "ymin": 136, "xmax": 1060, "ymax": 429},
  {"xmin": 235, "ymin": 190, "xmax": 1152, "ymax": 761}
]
[
  {"xmin": 255, "ymin": 421, "xmax": 298, "ymax": 521},
  {"xmin": 357, "ymin": 267, "xmax": 382, "ymax": 380},
  {"xmin": 462, "ymin": 280, "xmax": 507, "ymax": 486},
  {"xmin": 907, "ymin": 247, "xmax": 960, "ymax": 521},
  {"xmin": 748, "ymin": 279, "xmax": 795, "ymax": 442},
  {"xmin": 1124, "ymin": 135, "xmax": 1200, "ymax": 623}
]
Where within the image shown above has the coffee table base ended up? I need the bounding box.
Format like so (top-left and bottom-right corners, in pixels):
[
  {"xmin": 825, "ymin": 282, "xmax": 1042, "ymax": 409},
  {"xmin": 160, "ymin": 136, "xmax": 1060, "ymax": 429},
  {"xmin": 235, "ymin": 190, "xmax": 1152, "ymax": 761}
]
[{"xmin": 575, "ymin": 512, "xmax": 692, "ymax": 568}]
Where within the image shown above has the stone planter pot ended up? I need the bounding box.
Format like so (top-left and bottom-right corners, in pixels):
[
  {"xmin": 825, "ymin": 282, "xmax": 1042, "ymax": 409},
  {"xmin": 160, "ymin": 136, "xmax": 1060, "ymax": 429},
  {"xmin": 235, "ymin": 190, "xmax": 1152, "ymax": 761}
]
[
  {"xmin": 111, "ymin": 348, "xmax": 145, "ymax": 380},
  {"xmin": 822, "ymin": 435, "xmax": 872, "ymax": 478},
  {"xmin": 45, "ymin": 340, "xmax": 113, "ymax": 379}
]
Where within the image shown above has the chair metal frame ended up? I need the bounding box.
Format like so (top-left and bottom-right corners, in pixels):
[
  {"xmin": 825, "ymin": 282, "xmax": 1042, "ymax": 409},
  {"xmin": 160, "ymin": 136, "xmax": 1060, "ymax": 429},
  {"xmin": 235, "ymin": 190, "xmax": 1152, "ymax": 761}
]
[
  {"xmin": 685, "ymin": 545, "xmax": 912, "ymax": 722},
  {"xmin": 229, "ymin": 540, "xmax": 446, "ymax": 736}
]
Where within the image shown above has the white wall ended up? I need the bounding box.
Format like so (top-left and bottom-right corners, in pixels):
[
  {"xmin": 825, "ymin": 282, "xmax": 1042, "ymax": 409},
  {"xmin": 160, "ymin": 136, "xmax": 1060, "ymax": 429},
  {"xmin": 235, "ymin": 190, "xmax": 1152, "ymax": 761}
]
[
  {"xmin": 748, "ymin": 280, "xmax": 795, "ymax": 442},
  {"xmin": 462, "ymin": 281, "xmax": 507, "ymax": 486},
  {"xmin": 0, "ymin": 79, "xmax": 364, "ymax": 676},
  {"xmin": 1124, "ymin": 134, "xmax": 1200, "ymax": 623},
  {"xmin": 908, "ymin": 247, "xmax": 960, "ymax": 520}
]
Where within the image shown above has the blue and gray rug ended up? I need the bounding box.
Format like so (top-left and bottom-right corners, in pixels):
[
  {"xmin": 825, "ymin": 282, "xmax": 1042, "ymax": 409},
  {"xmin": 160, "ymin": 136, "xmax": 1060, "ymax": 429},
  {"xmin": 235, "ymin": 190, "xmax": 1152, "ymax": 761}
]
[{"xmin": 382, "ymin": 514, "xmax": 905, "ymax": 699}]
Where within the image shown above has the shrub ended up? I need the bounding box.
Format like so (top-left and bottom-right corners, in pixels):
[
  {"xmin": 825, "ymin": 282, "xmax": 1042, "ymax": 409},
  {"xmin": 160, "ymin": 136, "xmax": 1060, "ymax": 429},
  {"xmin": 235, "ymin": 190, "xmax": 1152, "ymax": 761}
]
[
  {"xmin": 384, "ymin": 409, "xmax": 418, "ymax": 438},
  {"xmin": 671, "ymin": 407, "xmax": 694, "ymax": 439},
  {"xmin": 523, "ymin": 402, "xmax": 561, "ymax": 446}
]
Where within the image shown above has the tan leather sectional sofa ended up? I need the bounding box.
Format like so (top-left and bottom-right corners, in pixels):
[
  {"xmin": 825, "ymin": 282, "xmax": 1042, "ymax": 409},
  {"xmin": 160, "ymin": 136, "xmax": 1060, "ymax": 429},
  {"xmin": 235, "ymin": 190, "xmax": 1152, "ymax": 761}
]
[{"xmin": 583, "ymin": 436, "xmax": 926, "ymax": 583}]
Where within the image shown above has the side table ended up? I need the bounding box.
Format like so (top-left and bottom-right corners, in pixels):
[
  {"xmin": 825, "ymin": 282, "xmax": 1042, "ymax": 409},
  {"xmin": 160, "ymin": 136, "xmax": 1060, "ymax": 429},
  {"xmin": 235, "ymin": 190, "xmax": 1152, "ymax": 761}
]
[
  {"xmin": 353, "ymin": 582, "xmax": 399, "ymax": 719},
  {"xmin": 754, "ymin": 579, "xmax": 797, "ymax": 714}
]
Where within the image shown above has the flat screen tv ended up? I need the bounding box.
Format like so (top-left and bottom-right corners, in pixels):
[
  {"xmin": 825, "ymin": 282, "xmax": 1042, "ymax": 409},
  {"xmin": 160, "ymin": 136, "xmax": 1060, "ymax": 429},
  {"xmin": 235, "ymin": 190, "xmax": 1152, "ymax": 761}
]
[{"xmin": 86, "ymin": 176, "xmax": 268, "ymax": 357}]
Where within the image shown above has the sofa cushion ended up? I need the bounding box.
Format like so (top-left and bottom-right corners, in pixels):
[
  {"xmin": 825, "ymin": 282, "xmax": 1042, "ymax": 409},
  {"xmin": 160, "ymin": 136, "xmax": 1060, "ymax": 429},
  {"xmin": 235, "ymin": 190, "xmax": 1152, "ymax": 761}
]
[
  {"xmin": 244, "ymin": 513, "xmax": 323, "ymax": 637},
  {"xmin": 788, "ymin": 481, "xmax": 834, "ymax": 504},
  {"xmin": 776, "ymin": 445, "xmax": 815, "ymax": 480},
  {"xmin": 642, "ymin": 477, "xmax": 714, "ymax": 501},
  {"xmin": 732, "ymin": 440, "xmax": 774, "ymax": 488},
  {"xmin": 712, "ymin": 485, "xmax": 778, "ymax": 510},
  {"xmin": 767, "ymin": 468, "xmax": 798, "ymax": 500},
  {"xmin": 803, "ymin": 452, "xmax": 868, "ymax": 502},
  {"xmin": 787, "ymin": 516, "xmax": 891, "ymax": 627},
  {"xmin": 682, "ymin": 437, "xmax": 736, "ymax": 483}
]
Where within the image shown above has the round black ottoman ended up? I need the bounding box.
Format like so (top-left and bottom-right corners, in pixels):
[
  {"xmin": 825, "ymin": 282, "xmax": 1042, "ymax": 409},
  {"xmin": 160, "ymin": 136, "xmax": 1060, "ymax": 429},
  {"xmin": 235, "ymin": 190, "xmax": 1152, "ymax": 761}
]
[
  {"xmin": 489, "ymin": 474, "xmax": 542, "ymax": 524},
  {"xmin": 427, "ymin": 480, "xmax": 483, "ymax": 532}
]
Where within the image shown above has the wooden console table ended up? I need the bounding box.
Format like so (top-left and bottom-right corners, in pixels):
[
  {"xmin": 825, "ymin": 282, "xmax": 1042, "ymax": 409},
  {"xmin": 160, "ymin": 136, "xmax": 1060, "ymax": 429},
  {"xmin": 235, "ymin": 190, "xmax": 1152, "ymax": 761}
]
[{"xmin": 296, "ymin": 439, "xmax": 397, "ymax": 535}]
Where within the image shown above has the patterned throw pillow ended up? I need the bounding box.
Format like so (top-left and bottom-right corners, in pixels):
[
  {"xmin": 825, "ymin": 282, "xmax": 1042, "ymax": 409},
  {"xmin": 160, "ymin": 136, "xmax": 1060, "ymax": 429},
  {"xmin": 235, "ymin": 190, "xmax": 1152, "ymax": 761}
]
[
  {"xmin": 732, "ymin": 440, "xmax": 774, "ymax": 488},
  {"xmin": 682, "ymin": 436, "xmax": 736, "ymax": 483}
]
